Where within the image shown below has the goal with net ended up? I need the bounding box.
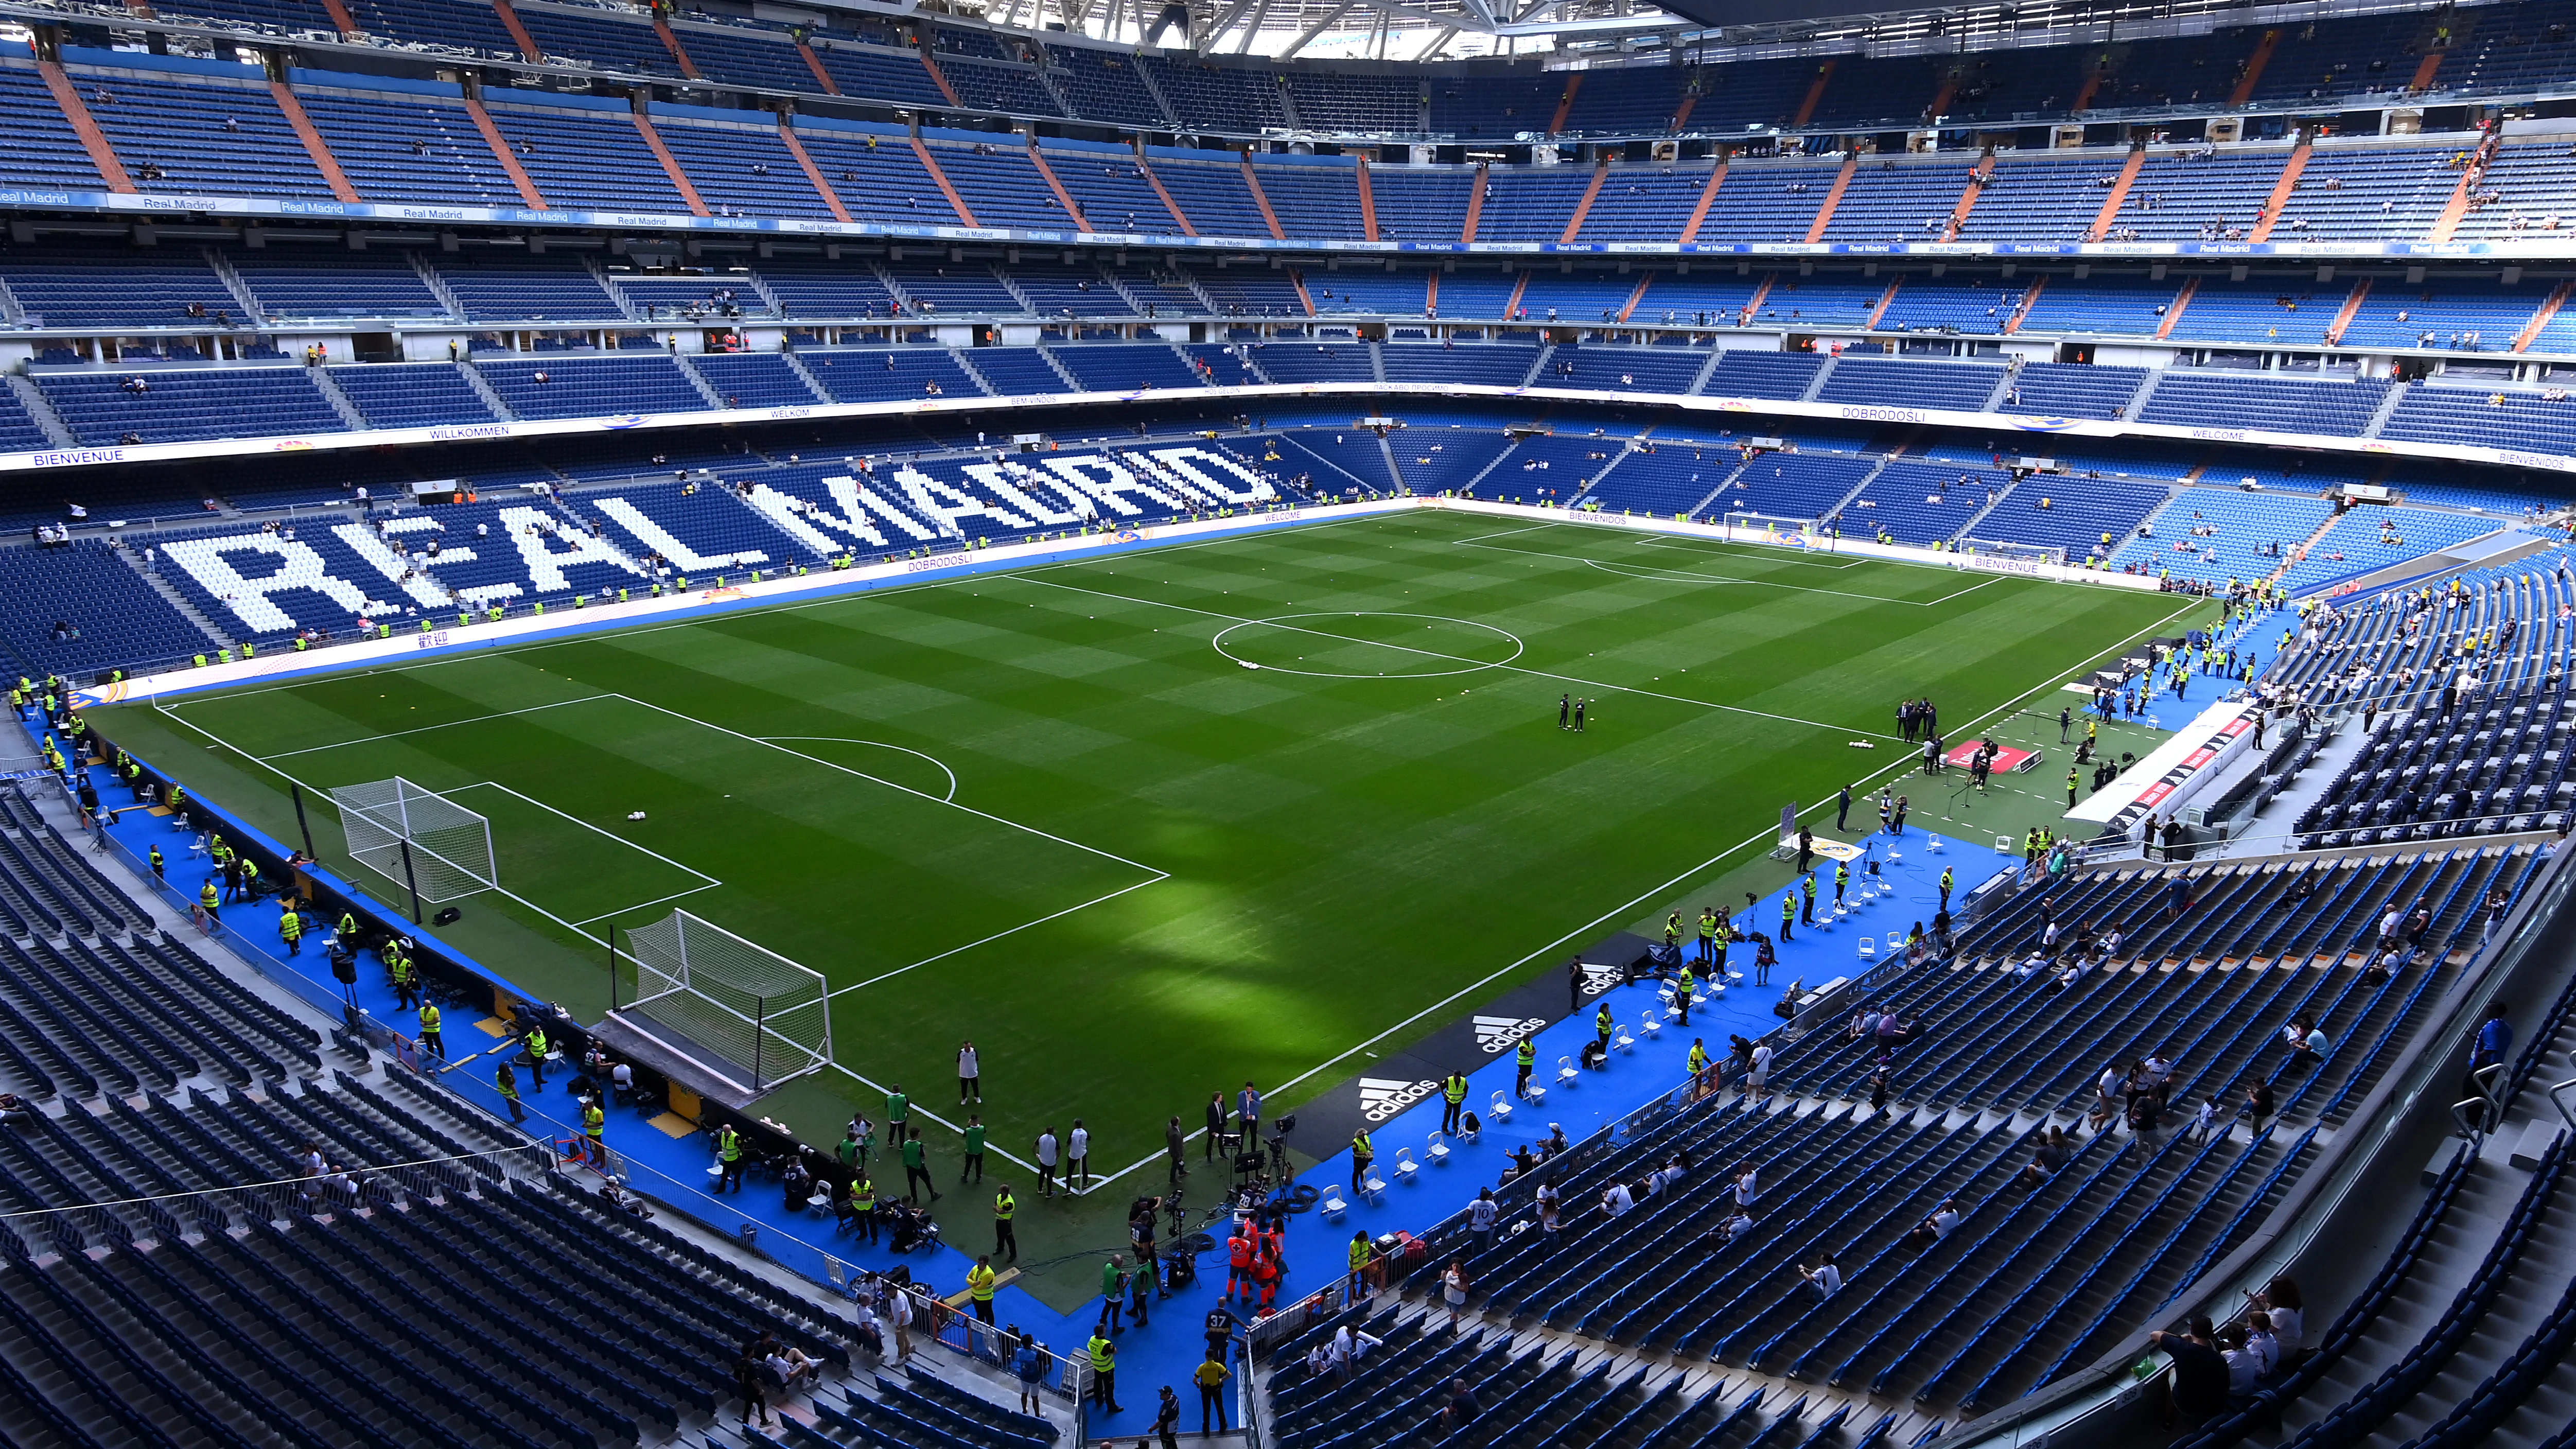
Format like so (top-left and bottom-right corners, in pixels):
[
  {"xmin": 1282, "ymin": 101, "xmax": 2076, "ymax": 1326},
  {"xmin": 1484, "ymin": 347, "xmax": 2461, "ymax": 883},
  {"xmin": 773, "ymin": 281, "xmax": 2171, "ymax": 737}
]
[
  {"xmin": 328, "ymin": 777, "xmax": 497, "ymax": 903},
  {"xmin": 1721, "ymin": 512, "xmax": 1837, "ymax": 551},
  {"xmin": 1958, "ymin": 537, "xmax": 2070, "ymax": 569},
  {"xmin": 614, "ymin": 909, "xmax": 830, "ymax": 1092}
]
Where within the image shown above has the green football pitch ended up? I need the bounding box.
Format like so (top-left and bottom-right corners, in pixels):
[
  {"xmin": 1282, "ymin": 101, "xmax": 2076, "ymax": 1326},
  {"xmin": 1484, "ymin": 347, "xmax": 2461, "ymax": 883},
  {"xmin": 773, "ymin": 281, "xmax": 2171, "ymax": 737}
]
[{"xmin": 98, "ymin": 510, "xmax": 2202, "ymax": 1190}]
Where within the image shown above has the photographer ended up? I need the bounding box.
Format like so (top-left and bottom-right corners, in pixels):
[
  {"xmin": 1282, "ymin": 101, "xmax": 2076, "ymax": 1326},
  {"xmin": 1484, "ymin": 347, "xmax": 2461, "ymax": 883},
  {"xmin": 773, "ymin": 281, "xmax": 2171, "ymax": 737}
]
[{"xmin": 1129, "ymin": 1194, "xmax": 1163, "ymax": 1272}]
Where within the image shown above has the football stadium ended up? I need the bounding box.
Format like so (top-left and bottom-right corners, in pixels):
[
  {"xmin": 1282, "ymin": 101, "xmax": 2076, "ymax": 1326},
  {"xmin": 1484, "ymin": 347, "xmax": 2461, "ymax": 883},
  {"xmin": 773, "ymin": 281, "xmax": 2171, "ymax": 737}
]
[{"xmin": 5, "ymin": 0, "xmax": 2576, "ymax": 1441}]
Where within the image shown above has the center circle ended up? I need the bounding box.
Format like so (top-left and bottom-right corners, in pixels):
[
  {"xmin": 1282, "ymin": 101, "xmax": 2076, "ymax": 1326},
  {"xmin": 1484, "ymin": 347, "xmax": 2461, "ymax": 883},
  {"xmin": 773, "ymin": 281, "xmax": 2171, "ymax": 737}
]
[{"xmin": 1211, "ymin": 613, "xmax": 1526, "ymax": 679}]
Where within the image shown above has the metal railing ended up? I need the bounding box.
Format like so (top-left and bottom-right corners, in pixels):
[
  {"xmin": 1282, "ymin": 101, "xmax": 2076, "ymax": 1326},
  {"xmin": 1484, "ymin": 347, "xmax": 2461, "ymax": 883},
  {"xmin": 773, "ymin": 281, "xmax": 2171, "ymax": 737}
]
[{"xmin": 0, "ymin": 1142, "xmax": 546, "ymax": 1258}]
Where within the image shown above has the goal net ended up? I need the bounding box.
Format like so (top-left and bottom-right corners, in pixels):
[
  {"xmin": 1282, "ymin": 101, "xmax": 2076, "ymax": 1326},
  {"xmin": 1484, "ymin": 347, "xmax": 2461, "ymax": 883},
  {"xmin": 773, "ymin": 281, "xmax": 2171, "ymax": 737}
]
[
  {"xmin": 1722, "ymin": 511, "xmax": 1833, "ymax": 550},
  {"xmin": 328, "ymin": 777, "xmax": 496, "ymax": 903},
  {"xmin": 1960, "ymin": 537, "xmax": 2069, "ymax": 567},
  {"xmin": 618, "ymin": 909, "xmax": 830, "ymax": 1092}
]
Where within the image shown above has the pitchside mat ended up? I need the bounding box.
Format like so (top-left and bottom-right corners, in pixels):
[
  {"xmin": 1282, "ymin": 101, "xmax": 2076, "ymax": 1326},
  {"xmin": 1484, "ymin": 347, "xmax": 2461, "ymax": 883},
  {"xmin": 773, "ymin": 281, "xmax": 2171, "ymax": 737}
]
[{"xmin": 95, "ymin": 510, "xmax": 2204, "ymax": 1242}]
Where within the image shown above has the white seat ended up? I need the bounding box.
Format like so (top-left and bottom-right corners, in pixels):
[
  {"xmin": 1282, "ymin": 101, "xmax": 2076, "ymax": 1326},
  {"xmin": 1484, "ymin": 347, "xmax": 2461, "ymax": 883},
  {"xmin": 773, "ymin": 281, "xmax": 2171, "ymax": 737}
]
[
  {"xmin": 1392, "ymin": 1147, "xmax": 1418, "ymax": 1184},
  {"xmin": 1526, "ymin": 1081, "xmax": 1548, "ymax": 1107},
  {"xmin": 1638, "ymin": 1015, "xmax": 1662, "ymax": 1040},
  {"xmin": 1927, "ymin": 833, "xmax": 1946, "ymax": 853},
  {"xmin": 1858, "ymin": 936, "xmax": 1877, "ymax": 961},
  {"xmin": 1320, "ymin": 1186, "xmax": 1348, "ymax": 1221},
  {"xmin": 1488, "ymin": 1089, "xmax": 1514, "ymax": 1124},
  {"xmin": 1426, "ymin": 1133, "xmax": 1451, "ymax": 1167},
  {"xmin": 1556, "ymin": 1054, "xmax": 1580, "ymax": 1087},
  {"xmin": 1358, "ymin": 1169, "xmax": 1388, "ymax": 1204},
  {"xmin": 1996, "ymin": 834, "xmax": 2016, "ymax": 853}
]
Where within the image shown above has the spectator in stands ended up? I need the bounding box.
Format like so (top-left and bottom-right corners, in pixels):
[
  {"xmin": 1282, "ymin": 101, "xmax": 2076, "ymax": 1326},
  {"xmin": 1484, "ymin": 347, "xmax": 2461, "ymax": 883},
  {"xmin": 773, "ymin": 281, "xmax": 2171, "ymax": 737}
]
[
  {"xmin": 2149, "ymin": 1319, "xmax": 2230, "ymax": 1427},
  {"xmin": 2017, "ymin": 1126, "xmax": 2071, "ymax": 1190},
  {"xmin": 733, "ymin": 1347, "xmax": 774, "ymax": 1429},
  {"xmin": 1796, "ymin": 1253, "xmax": 1843, "ymax": 1299},
  {"xmin": 1468, "ymin": 1187, "xmax": 1497, "ymax": 1254},
  {"xmin": 2218, "ymin": 1323, "xmax": 2259, "ymax": 1396},
  {"xmin": 2247, "ymin": 1277, "xmax": 2305, "ymax": 1364},
  {"xmin": 1903, "ymin": 1199, "xmax": 1960, "ymax": 1253},
  {"xmin": 2285, "ymin": 1016, "xmax": 2328, "ymax": 1074},
  {"xmin": 2242, "ymin": 1309, "xmax": 2281, "ymax": 1378},
  {"xmin": 1440, "ymin": 1378, "xmax": 1481, "ymax": 1433},
  {"xmin": 2087, "ymin": 1062, "xmax": 2124, "ymax": 1134},
  {"xmin": 2473, "ymin": 1004, "xmax": 2514, "ymax": 1069},
  {"xmin": 1441, "ymin": 1257, "xmax": 1472, "ymax": 1332},
  {"xmin": 2193, "ymin": 1095, "xmax": 2221, "ymax": 1143},
  {"xmin": 2126, "ymin": 1083, "xmax": 2162, "ymax": 1149},
  {"xmin": 2244, "ymin": 1077, "xmax": 2276, "ymax": 1132}
]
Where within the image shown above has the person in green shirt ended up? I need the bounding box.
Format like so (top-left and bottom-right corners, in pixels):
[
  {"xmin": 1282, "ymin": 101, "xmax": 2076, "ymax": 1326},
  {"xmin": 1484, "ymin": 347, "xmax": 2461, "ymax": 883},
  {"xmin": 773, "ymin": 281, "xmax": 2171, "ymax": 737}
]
[
  {"xmin": 961, "ymin": 1114, "xmax": 987, "ymax": 1184},
  {"xmin": 837, "ymin": 1129, "xmax": 863, "ymax": 1173},
  {"xmin": 885, "ymin": 1085, "xmax": 911, "ymax": 1148},
  {"xmin": 1098, "ymin": 1255, "xmax": 1127, "ymax": 1334},
  {"xmin": 900, "ymin": 1134, "xmax": 938, "ymax": 1203}
]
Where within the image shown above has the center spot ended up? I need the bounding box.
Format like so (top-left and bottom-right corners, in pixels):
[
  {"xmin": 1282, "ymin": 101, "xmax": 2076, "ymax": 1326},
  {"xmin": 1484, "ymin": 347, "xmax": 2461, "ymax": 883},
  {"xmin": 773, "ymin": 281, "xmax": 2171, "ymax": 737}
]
[{"xmin": 1211, "ymin": 613, "xmax": 1526, "ymax": 679}]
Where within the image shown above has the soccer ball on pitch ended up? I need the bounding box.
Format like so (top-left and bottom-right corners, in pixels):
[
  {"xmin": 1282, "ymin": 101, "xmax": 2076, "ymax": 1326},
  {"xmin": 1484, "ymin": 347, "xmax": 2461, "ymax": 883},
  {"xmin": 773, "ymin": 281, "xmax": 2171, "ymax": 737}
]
[{"xmin": 627, "ymin": 811, "xmax": 647, "ymax": 822}]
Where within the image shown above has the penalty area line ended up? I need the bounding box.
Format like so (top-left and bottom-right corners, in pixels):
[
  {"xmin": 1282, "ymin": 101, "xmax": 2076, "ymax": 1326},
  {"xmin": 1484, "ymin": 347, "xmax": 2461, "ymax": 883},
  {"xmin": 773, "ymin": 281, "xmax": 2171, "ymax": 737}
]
[
  {"xmin": 825, "ymin": 871, "xmax": 1170, "ymax": 1001},
  {"xmin": 242, "ymin": 695, "xmax": 620, "ymax": 758}
]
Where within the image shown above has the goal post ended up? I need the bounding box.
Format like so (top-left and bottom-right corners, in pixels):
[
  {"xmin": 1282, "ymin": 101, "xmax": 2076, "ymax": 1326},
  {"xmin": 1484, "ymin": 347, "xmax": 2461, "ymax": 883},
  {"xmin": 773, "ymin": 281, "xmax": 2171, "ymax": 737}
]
[
  {"xmin": 1721, "ymin": 511, "xmax": 1836, "ymax": 550},
  {"xmin": 616, "ymin": 909, "xmax": 830, "ymax": 1092},
  {"xmin": 1960, "ymin": 537, "xmax": 2070, "ymax": 567},
  {"xmin": 327, "ymin": 777, "xmax": 497, "ymax": 904}
]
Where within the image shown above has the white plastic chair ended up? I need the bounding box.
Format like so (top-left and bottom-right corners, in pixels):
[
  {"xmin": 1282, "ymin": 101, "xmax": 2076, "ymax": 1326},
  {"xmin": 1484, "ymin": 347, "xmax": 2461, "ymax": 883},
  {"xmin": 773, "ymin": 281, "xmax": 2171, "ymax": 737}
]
[
  {"xmin": 1392, "ymin": 1147, "xmax": 1418, "ymax": 1185},
  {"xmin": 1488, "ymin": 1089, "xmax": 1514, "ymax": 1124},
  {"xmin": 1927, "ymin": 833, "xmax": 1946, "ymax": 854},
  {"xmin": 1858, "ymin": 936, "xmax": 1877, "ymax": 962},
  {"xmin": 1886, "ymin": 933, "xmax": 1904, "ymax": 954},
  {"xmin": 1996, "ymin": 834, "xmax": 2016, "ymax": 853},
  {"xmin": 1638, "ymin": 1014, "xmax": 1663, "ymax": 1041},
  {"xmin": 1426, "ymin": 1132, "xmax": 1451, "ymax": 1168},
  {"xmin": 1556, "ymin": 1054, "xmax": 1580, "ymax": 1088},
  {"xmin": 1614, "ymin": 1025, "xmax": 1637, "ymax": 1054},
  {"xmin": 1358, "ymin": 1168, "xmax": 1388, "ymax": 1205},
  {"xmin": 1319, "ymin": 1185, "xmax": 1348, "ymax": 1221}
]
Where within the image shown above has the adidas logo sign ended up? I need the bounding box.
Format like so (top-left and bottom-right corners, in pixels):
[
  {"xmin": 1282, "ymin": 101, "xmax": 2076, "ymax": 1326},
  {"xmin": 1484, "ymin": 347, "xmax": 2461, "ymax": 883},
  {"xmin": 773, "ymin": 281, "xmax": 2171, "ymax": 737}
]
[
  {"xmin": 1475, "ymin": 1016, "xmax": 1547, "ymax": 1054},
  {"xmin": 1580, "ymin": 964, "xmax": 1624, "ymax": 997},
  {"xmin": 1358, "ymin": 1077, "xmax": 1439, "ymax": 1122}
]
